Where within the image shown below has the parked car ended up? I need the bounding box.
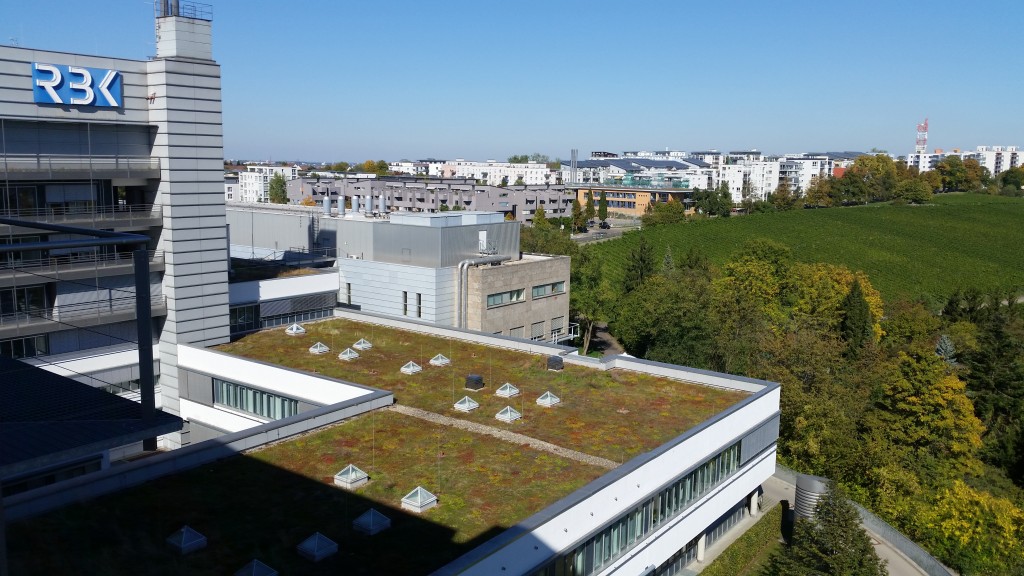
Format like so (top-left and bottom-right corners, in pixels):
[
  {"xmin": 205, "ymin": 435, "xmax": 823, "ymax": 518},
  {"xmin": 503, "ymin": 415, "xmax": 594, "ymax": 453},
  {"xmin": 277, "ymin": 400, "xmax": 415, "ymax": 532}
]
[{"xmin": 599, "ymin": 221, "xmax": 611, "ymax": 229}]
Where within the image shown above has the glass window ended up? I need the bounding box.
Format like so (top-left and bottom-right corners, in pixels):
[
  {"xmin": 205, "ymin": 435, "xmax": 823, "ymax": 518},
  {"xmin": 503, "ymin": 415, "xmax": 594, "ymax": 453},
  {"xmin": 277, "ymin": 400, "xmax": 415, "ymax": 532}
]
[
  {"xmin": 532, "ymin": 281, "xmax": 566, "ymax": 299},
  {"xmin": 486, "ymin": 289, "xmax": 525, "ymax": 308},
  {"xmin": 213, "ymin": 377, "xmax": 298, "ymax": 421}
]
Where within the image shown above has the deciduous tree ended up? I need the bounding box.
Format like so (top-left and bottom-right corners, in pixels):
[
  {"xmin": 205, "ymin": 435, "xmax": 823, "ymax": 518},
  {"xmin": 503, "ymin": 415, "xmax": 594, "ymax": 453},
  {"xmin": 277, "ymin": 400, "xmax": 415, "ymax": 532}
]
[{"xmin": 268, "ymin": 172, "xmax": 288, "ymax": 204}]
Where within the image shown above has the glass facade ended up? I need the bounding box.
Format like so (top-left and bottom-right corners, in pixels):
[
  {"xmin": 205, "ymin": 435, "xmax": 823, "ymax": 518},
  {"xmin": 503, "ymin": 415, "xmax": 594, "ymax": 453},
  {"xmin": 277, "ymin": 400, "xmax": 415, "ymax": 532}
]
[
  {"xmin": 531, "ymin": 442, "xmax": 741, "ymax": 576},
  {"xmin": 0, "ymin": 335, "xmax": 49, "ymax": 359},
  {"xmin": 213, "ymin": 377, "xmax": 299, "ymax": 421}
]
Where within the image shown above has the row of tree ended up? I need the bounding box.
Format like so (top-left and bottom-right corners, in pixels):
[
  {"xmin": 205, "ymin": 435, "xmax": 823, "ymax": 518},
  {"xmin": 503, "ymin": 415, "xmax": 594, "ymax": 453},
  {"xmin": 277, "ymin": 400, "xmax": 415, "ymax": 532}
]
[
  {"xmin": 596, "ymin": 238, "xmax": 1023, "ymax": 574},
  {"xmin": 521, "ymin": 213, "xmax": 1024, "ymax": 573}
]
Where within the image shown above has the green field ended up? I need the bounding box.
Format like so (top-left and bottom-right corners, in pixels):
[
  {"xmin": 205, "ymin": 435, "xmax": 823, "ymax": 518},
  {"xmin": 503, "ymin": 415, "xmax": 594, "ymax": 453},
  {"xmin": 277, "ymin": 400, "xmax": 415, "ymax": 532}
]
[{"xmin": 591, "ymin": 194, "xmax": 1024, "ymax": 303}]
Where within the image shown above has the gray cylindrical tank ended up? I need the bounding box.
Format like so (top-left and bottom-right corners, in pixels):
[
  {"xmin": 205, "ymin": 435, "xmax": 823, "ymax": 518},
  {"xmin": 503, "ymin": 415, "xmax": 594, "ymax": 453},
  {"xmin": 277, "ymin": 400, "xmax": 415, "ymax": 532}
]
[
  {"xmin": 351, "ymin": 195, "xmax": 359, "ymax": 213},
  {"xmin": 338, "ymin": 195, "xmax": 345, "ymax": 215},
  {"xmin": 794, "ymin": 474, "xmax": 830, "ymax": 519},
  {"xmin": 378, "ymin": 193, "xmax": 386, "ymax": 214},
  {"xmin": 322, "ymin": 195, "xmax": 331, "ymax": 215}
]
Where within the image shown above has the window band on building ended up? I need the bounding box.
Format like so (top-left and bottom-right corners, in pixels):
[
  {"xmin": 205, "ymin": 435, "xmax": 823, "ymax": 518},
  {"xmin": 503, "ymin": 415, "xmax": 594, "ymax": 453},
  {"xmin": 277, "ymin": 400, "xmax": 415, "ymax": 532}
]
[
  {"xmin": 486, "ymin": 288, "xmax": 525, "ymax": 308},
  {"xmin": 531, "ymin": 442, "xmax": 742, "ymax": 576},
  {"xmin": 532, "ymin": 281, "xmax": 565, "ymax": 299},
  {"xmin": 213, "ymin": 377, "xmax": 298, "ymax": 421}
]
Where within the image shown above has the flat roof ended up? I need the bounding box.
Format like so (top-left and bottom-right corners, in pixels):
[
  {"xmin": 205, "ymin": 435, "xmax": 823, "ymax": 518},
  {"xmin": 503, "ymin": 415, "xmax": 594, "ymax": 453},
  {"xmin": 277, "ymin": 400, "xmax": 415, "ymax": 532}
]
[
  {"xmin": 7, "ymin": 318, "xmax": 752, "ymax": 574},
  {"xmin": 0, "ymin": 357, "xmax": 182, "ymax": 478}
]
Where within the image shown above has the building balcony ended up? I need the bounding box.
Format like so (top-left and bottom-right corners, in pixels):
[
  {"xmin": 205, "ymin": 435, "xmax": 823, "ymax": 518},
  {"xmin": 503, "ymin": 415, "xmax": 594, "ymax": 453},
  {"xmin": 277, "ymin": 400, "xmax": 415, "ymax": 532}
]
[
  {"xmin": 1, "ymin": 154, "xmax": 161, "ymax": 181},
  {"xmin": 0, "ymin": 250, "xmax": 165, "ymax": 289},
  {"xmin": 550, "ymin": 323, "xmax": 579, "ymax": 344},
  {"xmin": 0, "ymin": 294, "xmax": 167, "ymax": 339},
  {"xmin": 0, "ymin": 204, "xmax": 162, "ymax": 230}
]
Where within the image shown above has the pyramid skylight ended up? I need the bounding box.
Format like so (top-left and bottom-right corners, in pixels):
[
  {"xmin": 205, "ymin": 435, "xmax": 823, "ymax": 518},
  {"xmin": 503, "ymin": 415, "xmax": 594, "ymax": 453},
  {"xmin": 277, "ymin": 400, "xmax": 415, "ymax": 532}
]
[
  {"xmin": 429, "ymin": 353, "xmax": 450, "ymax": 367},
  {"xmin": 352, "ymin": 338, "xmax": 373, "ymax": 351},
  {"xmin": 296, "ymin": 532, "xmax": 338, "ymax": 562},
  {"xmin": 284, "ymin": 323, "xmax": 306, "ymax": 336},
  {"xmin": 453, "ymin": 396, "xmax": 480, "ymax": 412},
  {"xmin": 235, "ymin": 559, "xmax": 278, "ymax": 576},
  {"xmin": 338, "ymin": 348, "xmax": 359, "ymax": 361},
  {"xmin": 308, "ymin": 342, "xmax": 330, "ymax": 355},
  {"xmin": 352, "ymin": 508, "xmax": 391, "ymax": 535},
  {"xmin": 496, "ymin": 382, "xmax": 520, "ymax": 398},
  {"xmin": 536, "ymin": 391, "xmax": 561, "ymax": 407},
  {"xmin": 166, "ymin": 525, "xmax": 207, "ymax": 555},
  {"xmin": 334, "ymin": 464, "xmax": 369, "ymax": 489},
  {"xmin": 401, "ymin": 486, "xmax": 438, "ymax": 513},
  {"xmin": 400, "ymin": 361, "xmax": 422, "ymax": 375},
  {"xmin": 496, "ymin": 406, "xmax": 522, "ymax": 423}
]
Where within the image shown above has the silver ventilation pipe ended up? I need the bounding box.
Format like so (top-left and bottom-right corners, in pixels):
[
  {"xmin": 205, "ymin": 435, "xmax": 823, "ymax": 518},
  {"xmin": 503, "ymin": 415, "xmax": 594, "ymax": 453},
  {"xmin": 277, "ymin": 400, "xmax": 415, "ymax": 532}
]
[{"xmin": 456, "ymin": 255, "xmax": 510, "ymax": 329}]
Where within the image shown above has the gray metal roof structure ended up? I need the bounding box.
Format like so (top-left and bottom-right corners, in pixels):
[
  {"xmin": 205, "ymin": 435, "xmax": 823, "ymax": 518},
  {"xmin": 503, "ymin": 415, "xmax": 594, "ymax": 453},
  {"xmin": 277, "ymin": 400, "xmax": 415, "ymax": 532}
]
[{"xmin": 0, "ymin": 357, "xmax": 182, "ymax": 478}]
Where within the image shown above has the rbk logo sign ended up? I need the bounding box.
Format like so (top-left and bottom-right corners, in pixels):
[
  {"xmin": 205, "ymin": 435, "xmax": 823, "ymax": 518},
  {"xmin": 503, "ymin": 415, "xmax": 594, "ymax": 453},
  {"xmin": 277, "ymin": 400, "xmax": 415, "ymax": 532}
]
[{"xmin": 32, "ymin": 63, "xmax": 123, "ymax": 108}]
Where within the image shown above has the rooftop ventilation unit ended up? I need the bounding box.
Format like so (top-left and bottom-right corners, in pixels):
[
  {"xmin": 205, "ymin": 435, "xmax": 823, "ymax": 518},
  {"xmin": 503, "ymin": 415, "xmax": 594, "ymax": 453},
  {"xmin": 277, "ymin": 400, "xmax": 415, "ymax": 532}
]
[
  {"xmin": 338, "ymin": 348, "xmax": 359, "ymax": 361},
  {"xmin": 401, "ymin": 486, "xmax": 438, "ymax": 513},
  {"xmin": 284, "ymin": 323, "xmax": 306, "ymax": 336},
  {"xmin": 400, "ymin": 361, "xmax": 422, "ymax": 375},
  {"xmin": 353, "ymin": 338, "xmax": 372, "ymax": 351},
  {"xmin": 496, "ymin": 406, "xmax": 522, "ymax": 423},
  {"xmin": 453, "ymin": 396, "xmax": 480, "ymax": 412},
  {"xmin": 308, "ymin": 342, "xmax": 330, "ymax": 355},
  {"xmin": 352, "ymin": 508, "xmax": 391, "ymax": 535},
  {"xmin": 334, "ymin": 464, "xmax": 369, "ymax": 490},
  {"xmin": 296, "ymin": 532, "xmax": 338, "ymax": 562},
  {"xmin": 429, "ymin": 353, "xmax": 450, "ymax": 367},
  {"xmin": 465, "ymin": 374, "xmax": 484, "ymax": 390},
  {"xmin": 496, "ymin": 383, "xmax": 520, "ymax": 398},
  {"xmin": 166, "ymin": 525, "xmax": 207, "ymax": 555},
  {"xmin": 547, "ymin": 356, "xmax": 564, "ymax": 371},
  {"xmin": 536, "ymin": 391, "xmax": 561, "ymax": 407}
]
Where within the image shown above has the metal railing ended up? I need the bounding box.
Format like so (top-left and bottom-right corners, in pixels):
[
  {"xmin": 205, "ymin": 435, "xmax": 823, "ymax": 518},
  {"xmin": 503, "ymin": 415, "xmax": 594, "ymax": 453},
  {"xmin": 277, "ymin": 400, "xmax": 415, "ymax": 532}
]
[
  {"xmin": 2, "ymin": 154, "xmax": 160, "ymax": 177},
  {"xmin": 0, "ymin": 250, "xmax": 164, "ymax": 273},
  {"xmin": 550, "ymin": 322, "xmax": 580, "ymax": 343},
  {"xmin": 0, "ymin": 295, "xmax": 166, "ymax": 329},
  {"xmin": 0, "ymin": 204, "xmax": 162, "ymax": 226}
]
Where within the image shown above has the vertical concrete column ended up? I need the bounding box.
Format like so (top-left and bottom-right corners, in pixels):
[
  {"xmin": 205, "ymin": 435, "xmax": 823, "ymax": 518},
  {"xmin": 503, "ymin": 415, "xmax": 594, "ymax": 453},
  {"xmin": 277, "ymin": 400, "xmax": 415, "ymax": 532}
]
[
  {"xmin": 696, "ymin": 533, "xmax": 707, "ymax": 562},
  {"xmin": 151, "ymin": 13, "xmax": 229, "ymax": 448},
  {"xmin": 749, "ymin": 490, "xmax": 760, "ymax": 517}
]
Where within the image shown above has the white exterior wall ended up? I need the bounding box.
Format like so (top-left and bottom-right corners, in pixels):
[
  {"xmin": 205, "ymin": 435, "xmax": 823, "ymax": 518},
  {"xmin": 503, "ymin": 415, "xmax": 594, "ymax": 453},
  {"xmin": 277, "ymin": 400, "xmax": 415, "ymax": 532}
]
[
  {"xmin": 450, "ymin": 386, "xmax": 780, "ymax": 575},
  {"xmin": 228, "ymin": 272, "xmax": 341, "ymax": 306},
  {"xmin": 973, "ymin": 145, "xmax": 1020, "ymax": 175},
  {"xmin": 442, "ymin": 160, "xmax": 553, "ymax": 186},
  {"xmin": 338, "ymin": 259, "xmax": 456, "ymax": 326}
]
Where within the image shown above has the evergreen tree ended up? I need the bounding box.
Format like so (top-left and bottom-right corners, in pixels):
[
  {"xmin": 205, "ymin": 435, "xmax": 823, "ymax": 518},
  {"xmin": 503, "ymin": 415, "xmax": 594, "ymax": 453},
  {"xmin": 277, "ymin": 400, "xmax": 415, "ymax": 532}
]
[
  {"xmin": 935, "ymin": 334, "xmax": 957, "ymax": 365},
  {"xmin": 585, "ymin": 192, "xmax": 596, "ymax": 222},
  {"xmin": 571, "ymin": 199, "xmax": 585, "ymax": 231},
  {"xmin": 662, "ymin": 246, "xmax": 675, "ymax": 275},
  {"xmin": 598, "ymin": 190, "xmax": 608, "ymax": 222},
  {"xmin": 840, "ymin": 279, "xmax": 872, "ymax": 352},
  {"xmin": 533, "ymin": 205, "xmax": 548, "ymax": 228},
  {"xmin": 623, "ymin": 235, "xmax": 655, "ymax": 293},
  {"xmin": 763, "ymin": 486, "xmax": 887, "ymax": 576}
]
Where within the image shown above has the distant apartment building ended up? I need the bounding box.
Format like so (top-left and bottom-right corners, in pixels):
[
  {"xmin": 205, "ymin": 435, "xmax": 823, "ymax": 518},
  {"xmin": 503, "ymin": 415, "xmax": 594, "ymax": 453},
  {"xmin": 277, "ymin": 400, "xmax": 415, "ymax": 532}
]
[
  {"xmin": 224, "ymin": 174, "xmax": 238, "ymax": 202},
  {"xmin": 970, "ymin": 146, "xmax": 1020, "ymax": 175},
  {"xmin": 719, "ymin": 161, "xmax": 779, "ymax": 202},
  {"xmin": 388, "ymin": 159, "xmax": 447, "ymax": 177},
  {"xmin": 561, "ymin": 158, "xmax": 713, "ymax": 190},
  {"xmin": 779, "ymin": 155, "xmax": 832, "ymax": 193},
  {"xmin": 237, "ymin": 163, "xmax": 300, "ymax": 203},
  {"xmin": 440, "ymin": 159, "xmax": 555, "ymax": 186}
]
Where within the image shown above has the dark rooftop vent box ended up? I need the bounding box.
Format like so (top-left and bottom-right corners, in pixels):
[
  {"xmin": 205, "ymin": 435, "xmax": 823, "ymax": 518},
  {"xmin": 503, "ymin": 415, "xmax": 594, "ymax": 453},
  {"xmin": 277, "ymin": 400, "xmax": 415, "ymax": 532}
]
[
  {"xmin": 547, "ymin": 356, "xmax": 564, "ymax": 371},
  {"xmin": 465, "ymin": 374, "xmax": 484, "ymax": 390}
]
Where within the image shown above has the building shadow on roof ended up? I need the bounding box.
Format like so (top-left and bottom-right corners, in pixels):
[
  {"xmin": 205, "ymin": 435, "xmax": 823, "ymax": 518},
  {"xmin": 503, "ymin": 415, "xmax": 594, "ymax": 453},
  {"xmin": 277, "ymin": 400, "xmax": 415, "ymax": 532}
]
[{"xmin": 6, "ymin": 451, "xmax": 507, "ymax": 575}]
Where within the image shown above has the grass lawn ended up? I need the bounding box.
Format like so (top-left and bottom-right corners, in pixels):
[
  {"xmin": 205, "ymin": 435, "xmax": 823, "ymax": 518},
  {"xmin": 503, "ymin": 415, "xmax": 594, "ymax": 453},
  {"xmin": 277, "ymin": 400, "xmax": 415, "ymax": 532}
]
[
  {"xmin": 218, "ymin": 318, "xmax": 747, "ymax": 462},
  {"xmin": 701, "ymin": 504, "xmax": 783, "ymax": 576},
  {"xmin": 7, "ymin": 410, "xmax": 605, "ymax": 576},
  {"xmin": 590, "ymin": 194, "xmax": 1024, "ymax": 303}
]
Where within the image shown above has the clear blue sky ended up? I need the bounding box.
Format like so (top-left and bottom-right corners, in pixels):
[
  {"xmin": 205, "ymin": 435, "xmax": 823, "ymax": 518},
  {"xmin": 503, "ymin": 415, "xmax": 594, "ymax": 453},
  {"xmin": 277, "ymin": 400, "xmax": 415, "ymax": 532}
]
[{"xmin": 4, "ymin": 1, "xmax": 1022, "ymax": 163}]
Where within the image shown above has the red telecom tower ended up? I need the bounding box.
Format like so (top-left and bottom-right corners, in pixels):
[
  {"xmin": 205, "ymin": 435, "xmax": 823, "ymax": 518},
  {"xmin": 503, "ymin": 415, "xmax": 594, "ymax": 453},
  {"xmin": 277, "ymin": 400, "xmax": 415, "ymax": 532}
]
[{"xmin": 915, "ymin": 118, "xmax": 929, "ymax": 154}]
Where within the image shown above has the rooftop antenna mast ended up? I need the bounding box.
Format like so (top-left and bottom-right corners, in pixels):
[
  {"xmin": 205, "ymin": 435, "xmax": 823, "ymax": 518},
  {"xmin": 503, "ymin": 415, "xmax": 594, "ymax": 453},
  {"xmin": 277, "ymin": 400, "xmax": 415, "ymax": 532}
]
[{"xmin": 915, "ymin": 118, "xmax": 929, "ymax": 154}]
